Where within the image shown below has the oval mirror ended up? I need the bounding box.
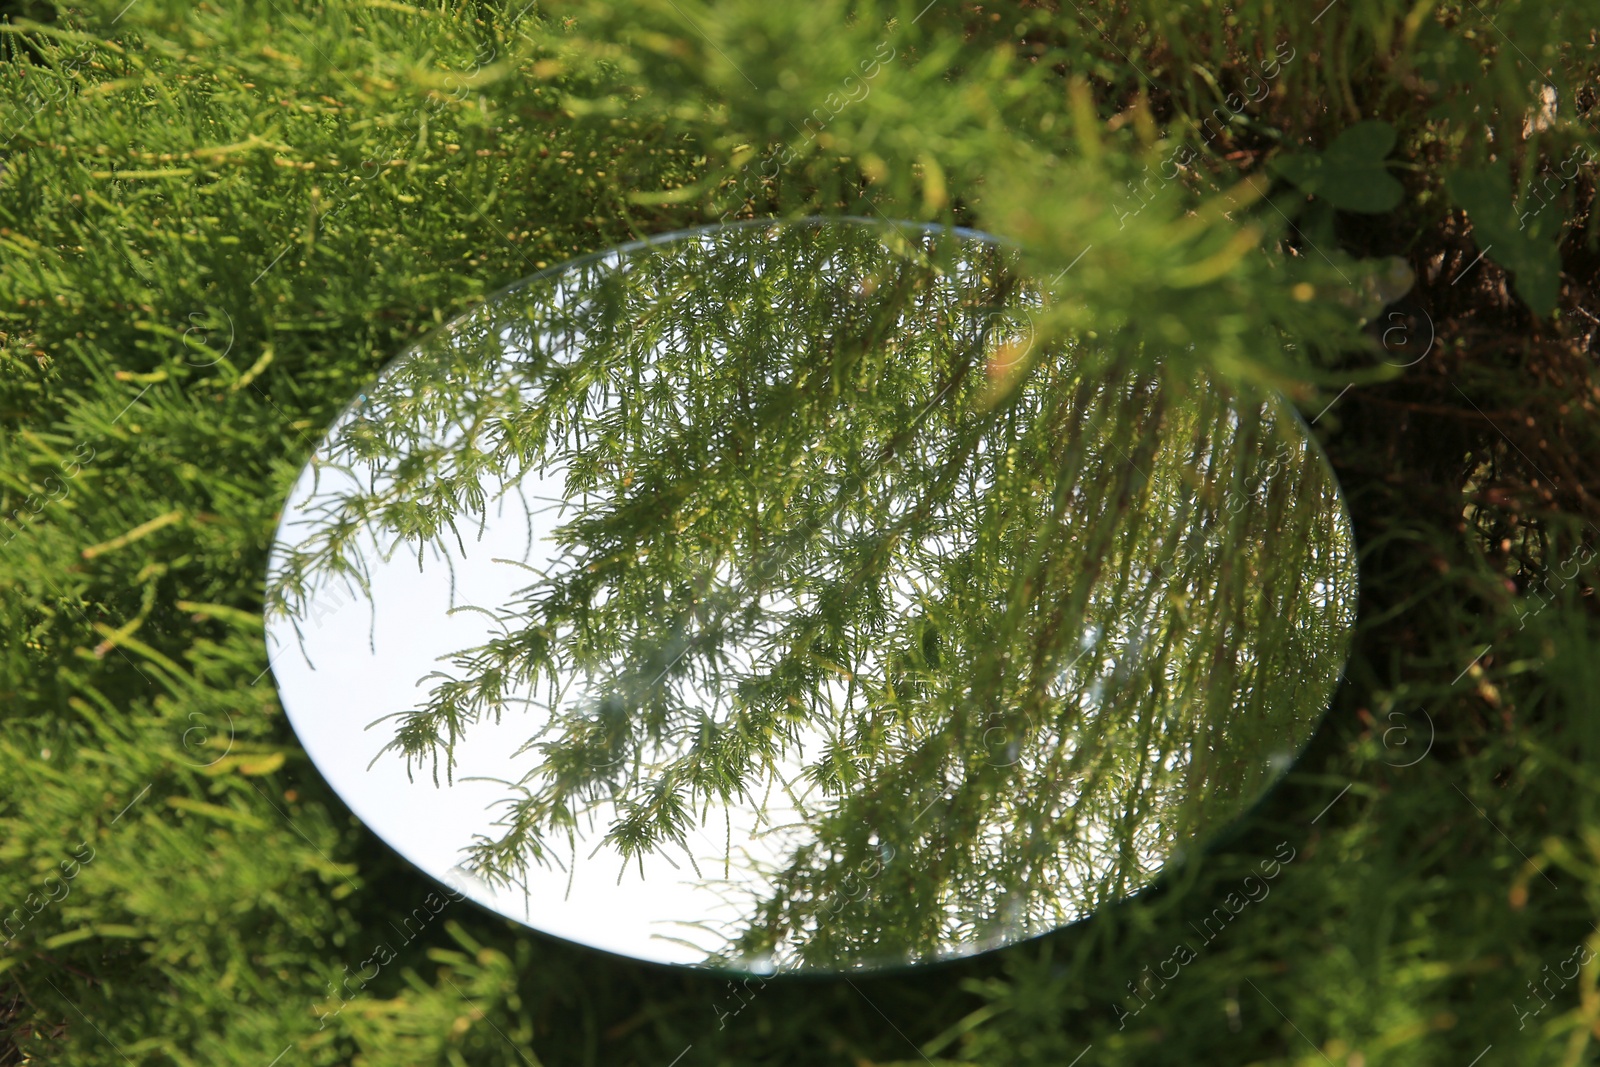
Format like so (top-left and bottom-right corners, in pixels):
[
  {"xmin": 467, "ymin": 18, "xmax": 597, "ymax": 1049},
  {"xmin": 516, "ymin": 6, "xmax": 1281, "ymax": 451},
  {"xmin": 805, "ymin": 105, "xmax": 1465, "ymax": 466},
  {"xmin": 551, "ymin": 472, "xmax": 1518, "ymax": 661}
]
[{"xmin": 264, "ymin": 218, "xmax": 1357, "ymax": 972}]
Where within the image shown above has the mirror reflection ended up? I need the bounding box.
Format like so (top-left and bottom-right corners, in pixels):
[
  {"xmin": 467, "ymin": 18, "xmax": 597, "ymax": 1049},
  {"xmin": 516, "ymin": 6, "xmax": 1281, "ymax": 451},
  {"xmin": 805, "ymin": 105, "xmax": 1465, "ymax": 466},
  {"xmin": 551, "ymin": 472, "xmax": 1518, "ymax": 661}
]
[{"xmin": 265, "ymin": 219, "xmax": 1357, "ymax": 971}]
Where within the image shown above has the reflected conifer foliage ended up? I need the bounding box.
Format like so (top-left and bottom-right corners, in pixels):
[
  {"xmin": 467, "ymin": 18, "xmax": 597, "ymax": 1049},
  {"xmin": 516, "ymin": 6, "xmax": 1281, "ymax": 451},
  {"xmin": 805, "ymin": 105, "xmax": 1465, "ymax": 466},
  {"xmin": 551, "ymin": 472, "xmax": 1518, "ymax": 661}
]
[{"xmin": 266, "ymin": 219, "xmax": 1357, "ymax": 970}]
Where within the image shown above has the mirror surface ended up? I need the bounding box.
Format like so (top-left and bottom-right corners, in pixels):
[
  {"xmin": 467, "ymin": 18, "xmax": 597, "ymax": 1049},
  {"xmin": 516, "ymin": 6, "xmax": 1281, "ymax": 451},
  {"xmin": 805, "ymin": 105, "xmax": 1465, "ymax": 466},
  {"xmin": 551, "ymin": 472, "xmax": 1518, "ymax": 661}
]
[{"xmin": 265, "ymin": 218, "xmax": 1357, "ymax": 972}]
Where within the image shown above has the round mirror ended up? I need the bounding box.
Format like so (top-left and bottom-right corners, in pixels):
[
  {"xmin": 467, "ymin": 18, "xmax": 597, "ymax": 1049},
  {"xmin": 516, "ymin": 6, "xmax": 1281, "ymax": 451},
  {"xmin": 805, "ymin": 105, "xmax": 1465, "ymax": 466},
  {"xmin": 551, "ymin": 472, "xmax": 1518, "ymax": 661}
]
[{"xmin": 264, "ymin": 218, "xmax": 1357, "ymax": 972}]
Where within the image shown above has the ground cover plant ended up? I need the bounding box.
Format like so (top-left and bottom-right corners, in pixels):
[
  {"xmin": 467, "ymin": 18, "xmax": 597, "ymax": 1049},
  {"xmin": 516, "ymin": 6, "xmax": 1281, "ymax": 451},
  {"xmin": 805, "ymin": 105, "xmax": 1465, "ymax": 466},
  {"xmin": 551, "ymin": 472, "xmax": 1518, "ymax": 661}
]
[{"xmin": 2, "ymin": 0, "xmax": 1600, "ymax": 1064}]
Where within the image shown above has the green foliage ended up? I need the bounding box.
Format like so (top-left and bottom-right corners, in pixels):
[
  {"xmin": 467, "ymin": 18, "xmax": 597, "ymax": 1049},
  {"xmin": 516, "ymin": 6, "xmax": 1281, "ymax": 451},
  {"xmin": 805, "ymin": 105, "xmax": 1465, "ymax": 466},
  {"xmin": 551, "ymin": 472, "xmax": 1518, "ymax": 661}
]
[
  {"xmin": 1445, "ymin": 161, "xmax": 1564, "ymax": 318},
  {"xmin": 1270, "ymin": 120, "xmax": 1403, "ymax": 214},
  {"xmin": 1, "ymin": 0, "xmax": 1599, "ymax": 1063}
]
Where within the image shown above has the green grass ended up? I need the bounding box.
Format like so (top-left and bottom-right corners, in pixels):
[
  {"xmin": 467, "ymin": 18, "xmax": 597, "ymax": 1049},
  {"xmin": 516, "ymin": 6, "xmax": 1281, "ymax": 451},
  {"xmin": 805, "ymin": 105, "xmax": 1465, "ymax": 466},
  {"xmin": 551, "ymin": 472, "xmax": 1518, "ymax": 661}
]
[{"xmin": 3, "ymin": 0, "xmax": 1600, "ymax": 1063}]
